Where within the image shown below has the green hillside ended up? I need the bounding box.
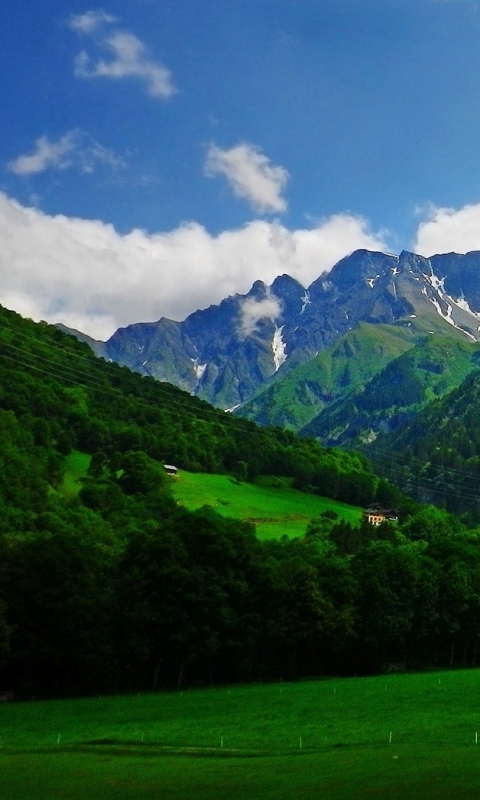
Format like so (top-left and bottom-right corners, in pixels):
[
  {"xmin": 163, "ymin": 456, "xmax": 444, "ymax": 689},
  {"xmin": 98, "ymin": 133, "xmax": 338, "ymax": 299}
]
[
  {"xmin": 236, "ymin": 322, "xmax": 418, "ymax": 431},
  {"xmin": 236, "ymin": 311, "xmax": 480, "ymax": 452},
  {"xmin": 172, "ymin": 470, "xmax": 362, "ymax": 539},
  {"xmin": 302, "ymin": 336, "xmax": 480, "ymax": 448},
  {"xmin": 366, "ymin": 368, "xmax": 480, "ymax": 516},
  {"xmin": 0, "ymin": 303, "xmax": 387, "ymax": 506},
  {"xmin": 0, "ymin": 302, "xmax": 408, "ymax": 695},
  {"xmin": 60, "ymin": 457, "xmax": 363, "ymax": 539},
  {"xmin": 2, "ymin": 302, "xmax": 480, "ymax": 696}
]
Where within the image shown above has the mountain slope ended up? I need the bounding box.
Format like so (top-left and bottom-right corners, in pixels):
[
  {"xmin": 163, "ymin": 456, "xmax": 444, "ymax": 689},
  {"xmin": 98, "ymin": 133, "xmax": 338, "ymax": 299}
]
[
  {"xmin": 363, "ymin": 367, "xmax": 480, "ymax": 515},
  {"xmin": 301, "ymin": 336, "xmax": 480, "ymax": 448},
  {"xmin": 235, "ymin": 322, "xmax": 420, "ymax": 430}
]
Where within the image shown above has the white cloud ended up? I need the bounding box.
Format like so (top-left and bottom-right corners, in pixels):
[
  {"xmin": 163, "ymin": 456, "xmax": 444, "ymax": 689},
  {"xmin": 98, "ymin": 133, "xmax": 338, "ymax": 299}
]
[
  {"xmin": 413, "ymin": 200, "xmax": 480, "ymax": 255},
  {"xmin": 8, "ymin": 132, "xmax": 78, "ymax": 176},
  {"xmin": 205, "ymin": 143, "xmax": 289, "ymax": 214},
  {"xmin": 8, "ymin": 131, "xmax": 126, "ymax": 177},
  {"xmin": 239, "ymin": 293, "xmax": 283, "ymax": 338},
  {"xmin": 68, "ymin": 10, "xmax": 117, "ymax": 34},
  {"xmin": 0, "ymin": 193, "xmax": 390, "ymax": 340},
  {"xmin": 74, "ymin": 29, "xmax": 176, "ymax": 98}
]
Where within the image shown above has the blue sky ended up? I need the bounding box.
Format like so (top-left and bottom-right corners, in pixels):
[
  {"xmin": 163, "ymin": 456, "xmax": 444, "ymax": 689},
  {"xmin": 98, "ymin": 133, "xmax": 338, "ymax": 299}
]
[{"xmin": 2, "ymin": 0, "xmax": 480, "ymax": 337}]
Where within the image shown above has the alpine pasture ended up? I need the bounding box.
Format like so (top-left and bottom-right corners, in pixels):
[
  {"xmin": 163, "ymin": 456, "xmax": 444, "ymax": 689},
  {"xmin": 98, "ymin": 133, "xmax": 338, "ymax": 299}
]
[{"xmin": 171, "ymin": 470, "xmax": 362, "ymax": 539}]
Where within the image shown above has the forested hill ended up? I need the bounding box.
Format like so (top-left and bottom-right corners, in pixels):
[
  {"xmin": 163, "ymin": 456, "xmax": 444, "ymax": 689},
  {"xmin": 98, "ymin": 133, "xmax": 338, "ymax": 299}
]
[
  {"xmin": 0, "ymin": 303, "xmax": 394, "ymax": 507},
  {"xmin": 1, "ymin": 303, "xmax": 480, "ymax": 697},
  {"xmin": 366, "ymin": 368, "xmax": 480, "ymax": 517}
]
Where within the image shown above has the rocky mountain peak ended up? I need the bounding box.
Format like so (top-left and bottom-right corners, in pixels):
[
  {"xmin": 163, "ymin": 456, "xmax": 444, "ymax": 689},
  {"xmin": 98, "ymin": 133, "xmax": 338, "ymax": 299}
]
[
  {"xmin": 270, "ymin": 274, "xmax": 306, "ymax": 317},
  {"xmin": 247, "ymin": 279, "xmax": 268, "ymax": 298},
  {"xmin": 397, "ymin": 250, "xmax": 431, "ymax": 274}
]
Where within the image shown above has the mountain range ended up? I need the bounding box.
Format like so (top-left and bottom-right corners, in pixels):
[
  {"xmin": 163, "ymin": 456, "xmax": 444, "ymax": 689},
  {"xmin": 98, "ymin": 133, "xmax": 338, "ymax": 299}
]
[{"xmin": 69, "ymin": 249, "xmax": 480, "ymax": 443}]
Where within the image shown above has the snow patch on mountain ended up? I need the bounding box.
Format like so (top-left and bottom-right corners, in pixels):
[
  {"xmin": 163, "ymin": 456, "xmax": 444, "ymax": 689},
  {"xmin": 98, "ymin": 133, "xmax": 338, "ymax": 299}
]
[
  {"xmin": 423, "ymin": 265, "xmax": 478, "ymax": 340},
  {"xmin": 428, "ymin": 296, "xmax": 476, "ymax": 341},
  {"xmin": 425, "ymin": 267, "xmax": 445, "ymax": 293},
  {"xmin": 366, "ymin": 275, "xmax": 380, "ymax": 288},
  {"xmin": 300, "ymin": 290, "xmax": 311, "ymax": 314},
  {"xmin": 454, "ymin": 294, "xmax": 480, "ymax": 320},
  {"xmin": 272, "ymin": 325, "xmax": 287, "ymax": 371},
  {"xmin": 192, "ymin": 359, "xmax": 207, "ymax": 381}
]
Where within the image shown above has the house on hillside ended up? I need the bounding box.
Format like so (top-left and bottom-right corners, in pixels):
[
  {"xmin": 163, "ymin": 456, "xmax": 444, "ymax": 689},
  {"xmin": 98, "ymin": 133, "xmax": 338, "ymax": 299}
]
[
  {"xmin": 163, "ymin": 464, "xmax": 178, "ymax": 478},
  {"xmin": 364, "ymin": 505, "xmax": 399, "ymax": 526}
]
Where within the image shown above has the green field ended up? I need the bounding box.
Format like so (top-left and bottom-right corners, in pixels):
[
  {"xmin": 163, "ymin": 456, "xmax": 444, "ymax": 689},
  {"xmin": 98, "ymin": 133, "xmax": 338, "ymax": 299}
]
[
  {"xmin": 3, "ymin": 670, "xmax": 480, "ymax": 798},
  {"xmin": 172, "ymin": 471, "xmax": 362, "ymax": 539},
  {"xmin": 61, "ymin": 450, "xmax": 91, "ymax": 496}
]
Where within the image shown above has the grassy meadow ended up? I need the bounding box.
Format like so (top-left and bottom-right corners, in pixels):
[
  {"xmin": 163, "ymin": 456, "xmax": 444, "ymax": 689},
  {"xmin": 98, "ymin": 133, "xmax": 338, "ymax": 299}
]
[
  {"xmin": 171, "ymin": 470, "xmax": 362, "ymax": 539},
  {"xmin": 60, "ymin": 454, "xmax": 362, "ymax": 540},
  {"xmin": 61, "ymin": 450, "xmax": 91, "ymax": 496},
  {"xmin": 2, "ymin": 670, "xmax": 480, "ymax": 798}
]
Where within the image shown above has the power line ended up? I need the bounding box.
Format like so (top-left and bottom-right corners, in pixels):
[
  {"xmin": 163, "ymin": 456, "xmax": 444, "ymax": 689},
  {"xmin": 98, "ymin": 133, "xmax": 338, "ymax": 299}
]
[
  {"xmin": 367, "ymin": 442, "xmax": 480, "ymax": 485},
  {"xmin": 366, "ymin": 444, "xmax": 480, "ymax": 504},
  {"xmin": 0, "ymin": 335, "xmax": 298, "ymax": 453}
]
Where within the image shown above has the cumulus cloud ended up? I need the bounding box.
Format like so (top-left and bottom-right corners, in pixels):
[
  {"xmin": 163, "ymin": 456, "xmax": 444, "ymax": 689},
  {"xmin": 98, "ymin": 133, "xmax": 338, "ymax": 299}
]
[
  {"xmin": 68, "ymin": 10, "xmax": 117, "ymax": 34},
  {"xmin": 205, "ymin": 143, "xmax": 289, "ymax": 214},
  {"xmin": 73, "ymin": 24, "xmax": 176, "ymax": 98},
  {"xmin": 7, "ymin": 131, "xmax": 126, "ymax": 177},
  {"xmin": 239, "ymin": 293, "xmax": 283, "ymax": 338},
  {"xmin": 0, "ymin": 193, "xmax": 390, "ymax": 340},
  {"xmin": 413, "ymin": 200, "xmax": 480, "ymax": 255}
]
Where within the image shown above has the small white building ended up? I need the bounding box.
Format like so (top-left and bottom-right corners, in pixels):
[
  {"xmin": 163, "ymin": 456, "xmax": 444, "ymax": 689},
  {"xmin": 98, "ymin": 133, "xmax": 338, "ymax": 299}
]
[{"xmin": 163, "ymin": 464, "xmax": 178, "ymax": 477}]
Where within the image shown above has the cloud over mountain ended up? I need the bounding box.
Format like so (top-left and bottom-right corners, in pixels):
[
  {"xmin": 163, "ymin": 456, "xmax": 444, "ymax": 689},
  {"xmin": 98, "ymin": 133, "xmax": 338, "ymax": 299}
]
[
  {"xmin": 239, "ymin": 292, "xmax": 282, "ymax": 338},
  {"xmin": 0, "ymin": 194, "xmax": 389, "ymax": 340},
  {"xmin": 414, "ymin": 201, "xmax": 480, "ymax": 256}
]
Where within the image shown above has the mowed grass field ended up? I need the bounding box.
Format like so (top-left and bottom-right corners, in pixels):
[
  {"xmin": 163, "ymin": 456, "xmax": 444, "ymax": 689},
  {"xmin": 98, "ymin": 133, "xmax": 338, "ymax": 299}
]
[
  {"xmin": 172, "ymin": 471, "xmax": 362, "ymax": 539},
  {"xmin": 3, "ymin": 670, "xmax": 480, "ymax": 798}
]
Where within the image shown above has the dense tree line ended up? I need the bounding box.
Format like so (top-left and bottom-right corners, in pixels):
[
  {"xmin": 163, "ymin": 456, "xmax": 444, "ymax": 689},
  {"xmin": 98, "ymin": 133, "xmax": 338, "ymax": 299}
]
[{"xmin": 1, "ymin": 475, "xmax": 480, "ymax": 695}]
